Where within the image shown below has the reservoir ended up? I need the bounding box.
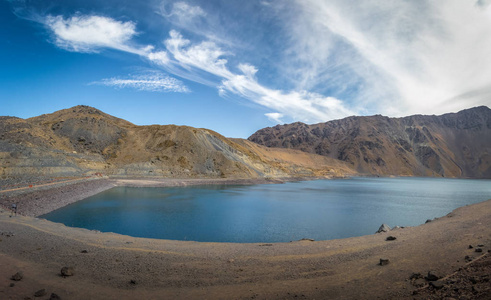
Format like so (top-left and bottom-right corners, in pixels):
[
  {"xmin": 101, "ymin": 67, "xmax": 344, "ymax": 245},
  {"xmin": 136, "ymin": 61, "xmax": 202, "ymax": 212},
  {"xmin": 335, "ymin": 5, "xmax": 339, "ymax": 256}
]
[{"xmin": 41, "ymin": 177, "xmax": 491, "ymax": 243}]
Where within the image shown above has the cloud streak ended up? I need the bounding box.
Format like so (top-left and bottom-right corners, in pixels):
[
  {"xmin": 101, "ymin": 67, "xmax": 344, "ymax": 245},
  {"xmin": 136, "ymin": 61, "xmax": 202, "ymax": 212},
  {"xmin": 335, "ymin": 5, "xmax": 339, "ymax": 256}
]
[
  {"xmin": 91, "ymin": 73, "xmax": 189, "ymax": 93},
  {"xmin": 283, "ymin": 0, "xmax": 491, "ymax": 116}
]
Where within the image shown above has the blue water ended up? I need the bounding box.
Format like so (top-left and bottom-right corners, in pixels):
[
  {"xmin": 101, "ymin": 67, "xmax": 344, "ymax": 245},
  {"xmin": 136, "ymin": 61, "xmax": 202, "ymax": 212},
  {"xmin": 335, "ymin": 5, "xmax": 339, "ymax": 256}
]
[{"xmin": 41, "ymin": 177, "xmax": 491, "ymax": 243}]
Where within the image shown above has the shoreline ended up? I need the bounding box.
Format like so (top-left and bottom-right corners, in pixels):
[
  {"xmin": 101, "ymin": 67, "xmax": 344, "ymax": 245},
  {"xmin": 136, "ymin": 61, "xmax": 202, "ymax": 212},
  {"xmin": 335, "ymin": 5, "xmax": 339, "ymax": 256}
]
[
  {"xmin": 0, "ymin": 196, "xmax": 489, "ymax": 299},
  {"xmin": 0, "ymin": 176, "xmax": 339, "ymax": 217}
]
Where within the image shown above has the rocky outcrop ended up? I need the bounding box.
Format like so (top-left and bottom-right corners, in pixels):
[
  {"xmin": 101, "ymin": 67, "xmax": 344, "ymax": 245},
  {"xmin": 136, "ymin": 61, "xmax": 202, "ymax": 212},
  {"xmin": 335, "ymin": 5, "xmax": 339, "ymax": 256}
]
[{"xmin": 249, "ymin": 106, "xmax": 491, "ymax": 178}]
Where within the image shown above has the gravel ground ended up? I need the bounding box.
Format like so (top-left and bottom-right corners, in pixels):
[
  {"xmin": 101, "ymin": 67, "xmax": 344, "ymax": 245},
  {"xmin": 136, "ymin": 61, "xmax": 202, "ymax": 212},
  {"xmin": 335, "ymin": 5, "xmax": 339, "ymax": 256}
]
[{"xmin": 0, "ymin": 180, "xmax": 489, "ymax": 299}]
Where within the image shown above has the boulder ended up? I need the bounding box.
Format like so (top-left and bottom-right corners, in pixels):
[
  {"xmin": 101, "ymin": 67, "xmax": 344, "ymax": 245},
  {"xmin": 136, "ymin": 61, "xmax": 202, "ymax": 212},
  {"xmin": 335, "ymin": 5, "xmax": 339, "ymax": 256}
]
[
  {"xmin": 10, "ymin": 272, "xmax": 23, "ymax": 281},
  {"xmin": 430, "ymin": 281, "xmax": 445, "ymax": 289},
  {"xmin": 425, "ymin": 271, "xmax": 439, "ymax": 281},
  {"xmin": 412, "ymin": 278, "xmax": 426, "ymax": 287},
  {"xmin": 34, "ymin": 289, "xmax": 47, "ymax": 297},
  {"xmin": 50, "ymin": 293, "xmax": 62, "ymax": 300},
  {"xmin": 60, "ymin": 267, "xmax": 74, "ymax": 277},
  {"xmin": 376, "ymin": 224, "xmax": 391, "ymax": 233}
]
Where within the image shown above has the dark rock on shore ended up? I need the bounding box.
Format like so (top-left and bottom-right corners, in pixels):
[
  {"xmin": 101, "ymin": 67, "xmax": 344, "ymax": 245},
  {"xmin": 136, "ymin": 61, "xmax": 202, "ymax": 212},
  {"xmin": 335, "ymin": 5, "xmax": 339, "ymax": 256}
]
[
  {"xmin": 386, "ymin": 236, "xmax": 397, "ymax": 241},
  {"xmin": 376, "ymin": 224, "xmax": 391, "ymax": 233},
  {"xmin": 379, "ymin": 258, "xmax": 390, "ymax": 266},
  {"xmin": 34, "ymin": 289, "xmax": 47, "ymax": 297},
  {"xmin": 60, "ymin": 267, "xmax": 74, "ymax": 277},
  {"xmin": 430, "ymin": 280, "xmax": 445, "ymax": 289},
  {"xmin": 50, "ymin": 293, "xmax": 62, "ymax": 300},
  {"xmin": 10, "ymin": 271, "xmax": 23, "ymax": 281},
  {"xmin": 425, "ymin": 271, "xmax": 440, "ymax": 281}
]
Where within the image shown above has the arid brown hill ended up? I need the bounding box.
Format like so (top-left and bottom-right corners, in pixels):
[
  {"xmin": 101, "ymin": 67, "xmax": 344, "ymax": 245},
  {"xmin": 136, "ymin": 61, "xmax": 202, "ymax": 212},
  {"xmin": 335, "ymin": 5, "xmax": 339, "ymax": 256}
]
[
  {"xmin": 249, "ymin": 106, "xmax": 491, "ymax": 178},
  {"xmin": 0, "ymin": 106, "xmax": 354, "ymax": 183}
]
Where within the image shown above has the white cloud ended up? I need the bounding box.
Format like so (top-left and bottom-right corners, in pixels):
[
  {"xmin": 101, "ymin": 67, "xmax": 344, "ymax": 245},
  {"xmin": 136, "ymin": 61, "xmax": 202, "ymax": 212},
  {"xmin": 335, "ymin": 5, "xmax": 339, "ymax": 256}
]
[
  {"xmin": 265, "ymin": 113, "xmax": 283, "ymax": 124},
  {"xmin": 282, "ymin": 0, "xmax": 491, "ymax": 116},
  {"xmin": 170, "ymin": 2, "xmax": 206, "ymax": 20},
  {"xmin": 147, "ymin": 51, "xmax": 170, "ymax": 66},
  {"xmin": 91, "ymin": 73, "xmax": 189, "ymax": 93},
  {"xmin": 45, "ymin": 15, "xmax": 139, "ymax": 53},
  {"xmin": 163, "ymin": 30, "xmax": 355, "ymax": 123}
]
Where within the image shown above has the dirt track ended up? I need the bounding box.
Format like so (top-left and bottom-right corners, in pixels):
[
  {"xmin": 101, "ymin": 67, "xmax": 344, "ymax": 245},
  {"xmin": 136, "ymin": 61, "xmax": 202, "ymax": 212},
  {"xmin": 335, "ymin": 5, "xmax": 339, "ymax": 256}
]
[{"xmin": 0, "ymin": 179, "xmax": 489, "ymax": 299}]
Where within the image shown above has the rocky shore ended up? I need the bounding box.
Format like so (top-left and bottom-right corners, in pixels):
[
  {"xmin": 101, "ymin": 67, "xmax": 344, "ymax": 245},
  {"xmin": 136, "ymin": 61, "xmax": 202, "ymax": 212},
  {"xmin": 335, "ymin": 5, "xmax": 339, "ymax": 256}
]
[{"xmin": 0, "ymin": 178, "xmax": 489, "ymax": 299}]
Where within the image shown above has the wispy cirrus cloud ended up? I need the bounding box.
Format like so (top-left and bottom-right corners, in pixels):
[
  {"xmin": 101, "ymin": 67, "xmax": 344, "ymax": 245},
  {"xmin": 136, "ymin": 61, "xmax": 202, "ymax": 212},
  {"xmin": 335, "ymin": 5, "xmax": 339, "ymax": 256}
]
[
  {"xmin": 42, "ymin": 11, "xmax": 356, "ymax": 123},
  {"xmin": 91, "ymin": 72, "xmax": 189, "ymax": 93},
  {"xmin": 281, "ymin": 0, "xmax": 491, "ymax": 116},
  {"xmin": 163, "ymin": 30, "xmax": 355, "ymax": 122},
  {"xmin": 38, "ymin": 0, "xmax": 491, "ymax": 125}
]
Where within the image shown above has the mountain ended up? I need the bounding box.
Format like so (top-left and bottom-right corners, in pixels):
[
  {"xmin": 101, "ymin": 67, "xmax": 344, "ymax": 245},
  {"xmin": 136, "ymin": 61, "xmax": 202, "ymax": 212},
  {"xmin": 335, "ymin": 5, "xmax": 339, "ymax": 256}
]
[
  {"xmin": 0, "ymin": 106, "xmax": 355, "ymax": 184},
  {"xmin": 249, "ymin": 106, "xmax": 491, "ymax": 178}
]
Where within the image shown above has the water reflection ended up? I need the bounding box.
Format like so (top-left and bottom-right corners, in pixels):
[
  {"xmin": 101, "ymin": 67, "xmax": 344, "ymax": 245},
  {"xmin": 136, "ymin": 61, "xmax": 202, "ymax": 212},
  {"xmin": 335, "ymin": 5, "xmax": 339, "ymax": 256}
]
[{"xmin": 41, "ymin": 177, "xmax": 491, "ymax": 243}]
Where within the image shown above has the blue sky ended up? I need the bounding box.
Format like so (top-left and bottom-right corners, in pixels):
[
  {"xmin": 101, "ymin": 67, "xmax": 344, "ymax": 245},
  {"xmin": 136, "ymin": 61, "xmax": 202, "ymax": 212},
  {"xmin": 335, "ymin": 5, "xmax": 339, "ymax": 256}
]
[{"xmin": 2, "ymin": 0, "xmax": 491, "ymax": 138}]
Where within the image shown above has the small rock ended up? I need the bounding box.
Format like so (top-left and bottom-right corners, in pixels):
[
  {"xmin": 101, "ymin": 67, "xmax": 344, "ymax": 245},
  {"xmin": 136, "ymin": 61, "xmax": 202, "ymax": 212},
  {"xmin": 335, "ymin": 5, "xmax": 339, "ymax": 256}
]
[
  {"xmin": 475, "ymin": 248, "xmax": 483, "ymax": 253},
  {"xmin": 50, "ymin": 293, "xmax": 61, "ymax": 300},
  {"xmin": 376, "ymin": 224, "xmax": 391, "ymax": 233},
  {"xmin": 34, "ymin": 289, "xmax": 47, "ymax": 297},
  {"xmin": 379, "ymin": 258, "xmax": 390, "ymax": 266},
  {"xmin": 430, "ymin": 281, "xmax": 445, "ymax": 289},
  {"xmin": 258, "ymin": 244, "xmax": 273, "ymax": 247},
  {"xmin": 412, "ymin": 278, "xmax": 426, "ymax": 287},
  {"xmin": 10, "ymin": 283, "xmax": 15, "ymax": 287},
  {"xmin": 227, "ymin": 259, "xmax": 235, "ymax": 263},
  {"xmin": 80, "ymin": 250, "xmax": 88, "ymax": 253},
  {"xmin": 11, "ymin": 271, "xmax": 23, "ymax": 281},
  {"xmin": 130, "ymin": 279, "xmax": 137, "ymax": 285},
  {"xmin": 60, "ymin": 267, "xmax": 74, "ymax": 277},
  {"xmin": 465, "ymin": 255, "xmax": 473, "ymax": 262},
  {"xmin": 386, "ymin": 236, "xmax": 397, "ymax": 241},
  {"xmin": 477, "ymin": 244, "xmax": 484, "ymax": 247},
  {"xmin": 409, "ymin": 273, "xmax": 423, "ymax": 280},
  {"xmin": 425, "ymin": 271, "xmax": 439, "ymax": 281},
  {"xmin": 468, "ymin": 245, "xmax": 474, "ymax": 249},
  {"xmin": 425, "ymin": 219, "xmax": 432, "ymax": 223}
]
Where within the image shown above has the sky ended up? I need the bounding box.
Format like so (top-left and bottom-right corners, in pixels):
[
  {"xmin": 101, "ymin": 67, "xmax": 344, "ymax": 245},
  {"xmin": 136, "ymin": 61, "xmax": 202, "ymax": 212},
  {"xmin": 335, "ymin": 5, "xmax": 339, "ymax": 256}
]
[{"xmin": 2, "ymin": 0, "xmax": 491, "ymax": 138}]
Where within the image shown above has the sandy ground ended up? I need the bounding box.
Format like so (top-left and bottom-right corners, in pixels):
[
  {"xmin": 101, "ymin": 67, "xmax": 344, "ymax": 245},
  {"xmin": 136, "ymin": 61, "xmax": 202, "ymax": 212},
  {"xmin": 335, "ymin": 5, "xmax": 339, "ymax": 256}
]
[{"xmin": 0, "ymin": 179, "xmax": 490, "ymax": 299}]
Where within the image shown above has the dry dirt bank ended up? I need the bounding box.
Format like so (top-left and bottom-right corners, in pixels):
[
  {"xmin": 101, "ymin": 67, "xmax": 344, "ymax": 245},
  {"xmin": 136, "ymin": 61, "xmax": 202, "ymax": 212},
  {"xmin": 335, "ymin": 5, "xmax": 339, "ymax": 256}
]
[{"xmin": 0, "ymin": 185, "xmax": 489, "ymax": 299}]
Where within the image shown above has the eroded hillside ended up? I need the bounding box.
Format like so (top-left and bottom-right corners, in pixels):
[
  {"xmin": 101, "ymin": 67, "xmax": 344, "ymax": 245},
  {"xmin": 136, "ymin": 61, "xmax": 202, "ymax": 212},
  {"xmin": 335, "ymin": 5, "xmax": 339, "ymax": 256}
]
[
  {"xmin": 0, "ymin": 106, "xmax": 355, "ymax": 184},
  {"xmin": 249, "ymin": 106, "xmax": 491, "ymax": 178}
]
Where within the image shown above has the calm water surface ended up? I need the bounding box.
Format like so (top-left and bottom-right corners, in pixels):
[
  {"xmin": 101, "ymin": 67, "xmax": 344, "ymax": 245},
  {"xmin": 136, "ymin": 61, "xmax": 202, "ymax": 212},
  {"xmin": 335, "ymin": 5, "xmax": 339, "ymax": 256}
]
[{"xmin": 41, "ymin": 177, "xmax": 491, "ymax": 243}]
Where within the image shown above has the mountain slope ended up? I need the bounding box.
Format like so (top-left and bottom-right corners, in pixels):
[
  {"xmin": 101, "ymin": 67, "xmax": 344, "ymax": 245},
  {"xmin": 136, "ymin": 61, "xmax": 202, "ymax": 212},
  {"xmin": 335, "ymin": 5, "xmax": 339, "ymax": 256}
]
[
  {"xmin": 248, "ymin": 106, "xmax": 491, "ymax": 178},
  {"xmin": 0, "ymin": 106, "xmax": 355, "ymax": 183}
]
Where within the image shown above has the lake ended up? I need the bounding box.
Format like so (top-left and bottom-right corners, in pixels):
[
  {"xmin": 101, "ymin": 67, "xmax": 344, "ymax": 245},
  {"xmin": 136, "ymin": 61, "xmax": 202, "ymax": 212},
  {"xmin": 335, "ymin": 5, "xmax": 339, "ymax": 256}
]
[{"xmin": 41, "ymin": 177, "xmax": 491, "ymax": 243}]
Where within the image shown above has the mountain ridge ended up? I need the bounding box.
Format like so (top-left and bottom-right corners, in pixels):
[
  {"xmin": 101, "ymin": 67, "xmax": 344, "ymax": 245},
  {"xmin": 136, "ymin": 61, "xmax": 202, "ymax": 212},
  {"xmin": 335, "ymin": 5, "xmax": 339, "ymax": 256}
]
[
  {"xmin": 0, "ymin": 105, "xmax": 355, "ymax": 185},
  {"xmin": 249, "ymin": 106, "xmax": 491, "ymax": 178}
]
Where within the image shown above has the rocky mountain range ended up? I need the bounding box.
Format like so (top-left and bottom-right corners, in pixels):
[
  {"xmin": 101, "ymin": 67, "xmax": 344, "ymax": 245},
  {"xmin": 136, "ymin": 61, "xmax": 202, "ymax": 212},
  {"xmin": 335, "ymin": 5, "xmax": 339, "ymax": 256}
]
[
  {"xmin": 0, "ymin": 106, "xmax": 354, "ymax": 185},
  {"xmin": 1, "ymin": 105, "xmax": 489, "ymax": 185},
  {"xmin": 249, "ymin": 106, "xmax": 491, "ymax": 178}
]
